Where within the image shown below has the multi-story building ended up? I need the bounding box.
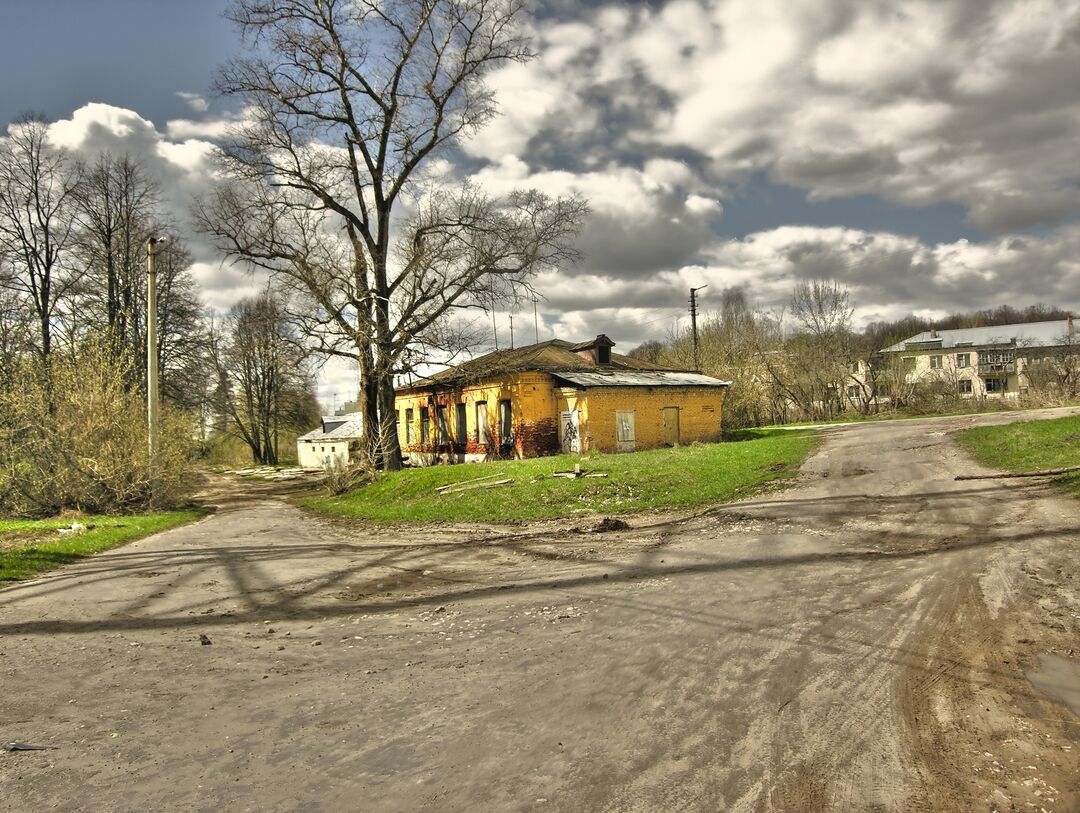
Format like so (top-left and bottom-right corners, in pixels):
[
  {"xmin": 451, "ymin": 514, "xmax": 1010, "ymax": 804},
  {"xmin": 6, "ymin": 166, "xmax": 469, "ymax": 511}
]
[{"xmin": 877, "ymin": 318, "xmax": 1077, "ymax": 399}]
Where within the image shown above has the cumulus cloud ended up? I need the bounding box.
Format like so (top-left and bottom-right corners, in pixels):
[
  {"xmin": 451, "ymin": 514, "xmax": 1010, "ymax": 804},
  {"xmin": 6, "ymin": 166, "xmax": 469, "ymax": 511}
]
[
  {"xmin": 523, "ymin": 222, "xmax": 1080, "ymax": 351},
  {"xmin": 474, "ymin": 0, "xmax": 1080, "ymax": 232}
]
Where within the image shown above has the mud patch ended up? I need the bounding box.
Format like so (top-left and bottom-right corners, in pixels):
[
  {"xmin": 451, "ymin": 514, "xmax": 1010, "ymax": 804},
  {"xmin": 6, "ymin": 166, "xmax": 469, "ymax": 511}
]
[{"xmin": 1025, "ymin": 653, "xmax": 1080, "ymax": 716}]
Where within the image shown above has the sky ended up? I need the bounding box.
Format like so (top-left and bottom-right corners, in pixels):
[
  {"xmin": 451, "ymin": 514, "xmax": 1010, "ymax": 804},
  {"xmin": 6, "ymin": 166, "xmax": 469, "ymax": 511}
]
[{"xmin": 3, "ymin": 0, "xmax": 1080, "ymax": 408}]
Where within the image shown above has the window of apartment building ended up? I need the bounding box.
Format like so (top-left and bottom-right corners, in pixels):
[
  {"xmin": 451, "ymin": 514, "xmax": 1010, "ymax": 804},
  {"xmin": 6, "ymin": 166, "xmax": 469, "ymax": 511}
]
[
  {"xmin": 420, "ymin": 408, "xmax": 430, "ymax": 444},
  {"xmin": 985, "ymin": 378, "xmax": 1007, "ymax": 394},
  {"xmin": 874, "ymin": 383, "xmax": 891, "ymax": 397},
  {"xmin": 847, "ymin": 385, "xmax": 860, "ymax": 398},
  {"xmin": 956, "ymin": 353, "xmax": 970, "ymax": 368},
  {"xmin": 930, "ymin": 355, "xmax": 943, "ymax": 369},
  {"xmin": 436, "ymin": 405, "xmax": 449, "ymax": 444},
  {"xmin": 498, "ymin": 399, "xmax": 513, "ymax": 446},
  {"xmin": 958, "ymin": 379, "xmax": 973, "ymax": 394},
  {"xmin": 616, "ymin": 411, "xmax": 636, "ymax": 443},
  {"xmin": 455, "ymin": 403, "xmax": 467, "ymax": 443},
  {"xmin": 476, "ymin": 401, "xmax": 490, "ymax": 444},
  {"xmin": 902, "ymin": 356, "xmax": 915, "ymax": 371},
  {"xmin": 849, "ymin": 361, "xmax": 860, "ymax": 374},
  {"xmin": 405, "ymin": 408, "xmax": 414, "ymax": 443}
]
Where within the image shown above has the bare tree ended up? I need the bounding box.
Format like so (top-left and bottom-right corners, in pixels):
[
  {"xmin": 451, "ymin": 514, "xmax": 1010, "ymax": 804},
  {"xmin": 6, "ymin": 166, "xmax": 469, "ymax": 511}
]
[
  {"xmin": 211, "ymin": 290, "xmax": 316, "ymax": 465},
  {"xmin": 779, "ymin": 279, "xmax": 856, "ymax": 419},
  {"xmin": 196, "ymin": 0, "xmax": 586, "ymax": 470},
  {"xmin": 0, "ymin": 116, "xmax": 81, "ymax": 361},
  {"xmin": 70, "ymin": 153, "xmax": 159, "ymax": 354}
]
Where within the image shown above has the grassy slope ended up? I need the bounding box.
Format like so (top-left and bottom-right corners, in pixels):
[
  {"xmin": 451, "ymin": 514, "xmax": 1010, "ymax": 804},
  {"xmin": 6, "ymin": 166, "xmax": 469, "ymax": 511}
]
[
  {"xmin": 305, "ymin": 428, "xmax": 817, "ymax": 523},
  {"xmin": 954, "ymin": 414, "xmax": 1080, "ymax": 497},
  {"xmin": 0, "ymin": 510, "xmax": 204, "ymax": 583}
]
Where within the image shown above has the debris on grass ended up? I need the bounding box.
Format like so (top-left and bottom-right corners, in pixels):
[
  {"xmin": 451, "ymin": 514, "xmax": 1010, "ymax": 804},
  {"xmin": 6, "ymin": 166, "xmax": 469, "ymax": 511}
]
[{"xmin": 437, "ymin": 477, "xmax": 513, "ymax": 495}]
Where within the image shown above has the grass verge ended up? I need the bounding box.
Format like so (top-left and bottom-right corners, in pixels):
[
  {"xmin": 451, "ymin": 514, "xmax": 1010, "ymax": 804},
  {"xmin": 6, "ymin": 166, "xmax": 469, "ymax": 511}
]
[
  {"xmin": 954, "ymin": 414, "xmax": 1080, "ymax": 498},
  {"xmin": 0, "ymin": 510, "xmax": 205, "ymax": 583},
  {"xmin": 303, "ymin": 428, "xmax": 817, "ymax": 523}
]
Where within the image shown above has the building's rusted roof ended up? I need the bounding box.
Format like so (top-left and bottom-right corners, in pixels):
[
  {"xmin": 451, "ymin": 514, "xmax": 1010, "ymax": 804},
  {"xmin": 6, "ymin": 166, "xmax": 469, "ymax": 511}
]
[
  {"xmin": 397, "ymin": 337, "xmax": 727, "ymax": 392},
  {"xmin": 551, "ymin": 370, "xmax": 730, "ymax": 388}
]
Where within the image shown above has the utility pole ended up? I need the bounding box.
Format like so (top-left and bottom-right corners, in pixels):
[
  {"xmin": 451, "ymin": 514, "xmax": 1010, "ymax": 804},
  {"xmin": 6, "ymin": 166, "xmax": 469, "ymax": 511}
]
[
  {"xmin": 491, "ymin": 306, "xmax": 499, "ymax": 350},
  {"xmin": 146, "ymin": 236, "xmax": 167, "ymax": 500},
  {"xmin": 509, "ymin": 315, "xmax": 514, "ymax": 350},
  {"xmin": 533, "ymin": 298, "xmax": 539, "ymax": 344},
  {"xmin": 689, "ymin": 285, "xmax": 708, "ymax": 371}
]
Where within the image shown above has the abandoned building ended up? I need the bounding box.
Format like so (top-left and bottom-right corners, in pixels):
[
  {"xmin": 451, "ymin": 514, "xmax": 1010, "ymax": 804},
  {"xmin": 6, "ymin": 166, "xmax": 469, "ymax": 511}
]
[
  {"xmin": 878, "ymin": 318, "xmax": 1079, "ymax": 399},
  {"xmin": 393, "ymin": 335, "xmax": 731, "ymax": 465}
]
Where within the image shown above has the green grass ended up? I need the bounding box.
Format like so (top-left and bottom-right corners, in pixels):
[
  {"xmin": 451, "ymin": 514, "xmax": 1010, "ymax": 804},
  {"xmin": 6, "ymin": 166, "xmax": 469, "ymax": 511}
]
[
  {"xmin": 0, "ymin": 510, "xmax": 205, "ymax": 583},
  {"xmin": 303, "ymin": 428, "xmax": 817, "ymax": 523},
  {"xmin": 955, "ymin": 414, "xmax": 1080, "ymax": 497}
]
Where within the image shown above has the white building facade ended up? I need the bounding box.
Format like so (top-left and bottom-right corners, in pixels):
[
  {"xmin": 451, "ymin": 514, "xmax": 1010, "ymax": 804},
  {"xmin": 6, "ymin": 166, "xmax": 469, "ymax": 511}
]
[
  {"xmin": 296, "ymin": 414, "xmax": 364, "ymax": 468},
  {"xmin": 877, "ymin": 318, "xmax": 1078, "ymax": 400}
]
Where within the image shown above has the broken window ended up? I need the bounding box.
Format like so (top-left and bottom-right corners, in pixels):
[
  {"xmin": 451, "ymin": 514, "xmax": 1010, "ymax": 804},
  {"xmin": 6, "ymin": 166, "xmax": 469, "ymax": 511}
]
[
  {"xmin": 476, "ymin": 401, "xmax": 489, "ymax": 444},
  {"xmin": 616, "ymin": 411, "xmax": 635, "ymax": 443},
  {"xmin": 498, "ymin": 399, "xmax": 512, "ymax": 446},
  {"xmin": 455, "ymin": 403, "xmax": 467, "ymax": 443},
  {"xmin": 436, "ymin": 405, "xmax": 449, "ymax": 444}
]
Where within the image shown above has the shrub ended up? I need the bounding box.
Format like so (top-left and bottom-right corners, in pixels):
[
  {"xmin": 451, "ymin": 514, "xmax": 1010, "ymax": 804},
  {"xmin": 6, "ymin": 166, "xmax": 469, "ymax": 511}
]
[
  {"xmin": 322, "ymin": 456, "xmax": 373, "ymax": 496},
  {"xmin": 0, "ymin": 341, "xmax": 196, "ymax": 516}
]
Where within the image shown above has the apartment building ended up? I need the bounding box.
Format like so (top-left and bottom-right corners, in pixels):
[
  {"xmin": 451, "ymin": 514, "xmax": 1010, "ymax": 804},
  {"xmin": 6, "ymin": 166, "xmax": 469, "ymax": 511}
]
[{"xmin": 877, "ymin": 318, "xmax": 1077, "ymax": 399}]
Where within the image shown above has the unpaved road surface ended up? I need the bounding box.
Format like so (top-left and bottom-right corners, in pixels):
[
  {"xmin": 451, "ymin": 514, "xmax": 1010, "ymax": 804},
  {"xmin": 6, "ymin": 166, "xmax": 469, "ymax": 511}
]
[{"xmin": 2, "ymin": 409, "xmax": 1078, "ymax": 812}]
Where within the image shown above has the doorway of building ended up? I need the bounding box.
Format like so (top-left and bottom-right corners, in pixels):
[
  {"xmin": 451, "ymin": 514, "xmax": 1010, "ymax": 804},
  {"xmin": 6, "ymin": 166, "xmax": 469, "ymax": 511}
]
[
  {"xmin": 560, "ymin": 410, "xmax": 580, "ymax": 453},
  {"xmin": 662, "ymin": 407, "xmax": 680, "ymax": 446}
]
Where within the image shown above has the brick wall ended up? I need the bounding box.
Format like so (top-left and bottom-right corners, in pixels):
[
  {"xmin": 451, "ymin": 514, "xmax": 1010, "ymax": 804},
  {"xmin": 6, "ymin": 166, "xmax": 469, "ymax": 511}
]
[{"xmin": 579, "ymin": 386, "xmax": 725, "ymax": 452}]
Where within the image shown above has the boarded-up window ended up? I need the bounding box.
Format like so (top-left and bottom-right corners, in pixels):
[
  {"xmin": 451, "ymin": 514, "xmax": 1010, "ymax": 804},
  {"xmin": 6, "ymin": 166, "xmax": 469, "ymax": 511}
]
[
  {"xmin": 476, "ymin": 401, "xmax": 489, "ymax": 444},
  {"xmin": 420, "ymin": 408, "xmax": 430, "ymax": 444},
  {"xmin": 405, "ymin": 408, "xmax": 414, "ymax": 443},
  {"xmin": 498, "ymin": 399, "xmax": 512, "ymax": 445},
  {"xmin": 616, "ymin": 411, "xmax": 635, "ymax": 442},
  {"xmin": 455, "ymin": 403, "xmax": 467, "ymax": 443},
  {"xmin": 436, "ymin": 405, "xmax": 449, "ymax": 444}
]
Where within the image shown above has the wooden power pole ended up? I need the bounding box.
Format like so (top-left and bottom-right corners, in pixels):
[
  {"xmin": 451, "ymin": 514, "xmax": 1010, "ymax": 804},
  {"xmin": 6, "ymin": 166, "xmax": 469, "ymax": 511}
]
[{"xmin": 689, "ymin": 285, "xmax": 708, "ymax": 371}]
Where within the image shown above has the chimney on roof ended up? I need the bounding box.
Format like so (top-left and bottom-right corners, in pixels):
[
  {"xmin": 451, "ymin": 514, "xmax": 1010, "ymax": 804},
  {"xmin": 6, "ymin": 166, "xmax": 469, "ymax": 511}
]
[
  {"xmin": 930, "ymin": 329, "xmax": 938, "ymax": 339},
  {"xmin": 1068, "ymin": 315, "xmax": 1075, "ymax": 338},
  {"xmin": 575, "ymin": 334, "xmax": 616, "ymax": 365}
]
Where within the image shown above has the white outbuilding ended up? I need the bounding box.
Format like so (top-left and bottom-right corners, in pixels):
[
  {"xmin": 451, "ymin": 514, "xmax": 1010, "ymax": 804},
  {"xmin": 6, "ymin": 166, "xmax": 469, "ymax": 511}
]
[{"xmin": 296, "ymin": 413, "xmax": 364, "ymax": 468}]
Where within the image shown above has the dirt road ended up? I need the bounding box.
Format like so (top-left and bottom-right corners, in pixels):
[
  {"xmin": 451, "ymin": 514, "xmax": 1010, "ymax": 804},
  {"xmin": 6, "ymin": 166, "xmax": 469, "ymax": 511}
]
[{"xmin": 2, "ymin": 409, "xmax": 1078, "ymax": 811}]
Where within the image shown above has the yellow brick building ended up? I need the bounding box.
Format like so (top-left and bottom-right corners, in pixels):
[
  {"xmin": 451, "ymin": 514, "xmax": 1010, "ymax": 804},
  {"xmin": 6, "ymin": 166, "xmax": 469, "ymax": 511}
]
[{"xmin": 394, "ymin": 335, "xmax": 730, "ymax": 464}]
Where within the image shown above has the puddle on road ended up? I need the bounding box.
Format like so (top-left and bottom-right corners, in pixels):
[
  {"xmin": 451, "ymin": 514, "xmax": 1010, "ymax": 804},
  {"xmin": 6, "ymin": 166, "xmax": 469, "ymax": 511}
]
[{"xmin": 1025, "ymin": 653, "xmax": 1080, "ymax": 716}]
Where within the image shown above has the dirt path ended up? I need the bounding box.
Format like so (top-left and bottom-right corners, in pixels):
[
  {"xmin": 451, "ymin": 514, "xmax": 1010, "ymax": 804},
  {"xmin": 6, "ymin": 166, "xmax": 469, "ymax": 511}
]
[{"xmin": 2, "ymin": 408, "xmax": 1078, "ymax": 812}]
